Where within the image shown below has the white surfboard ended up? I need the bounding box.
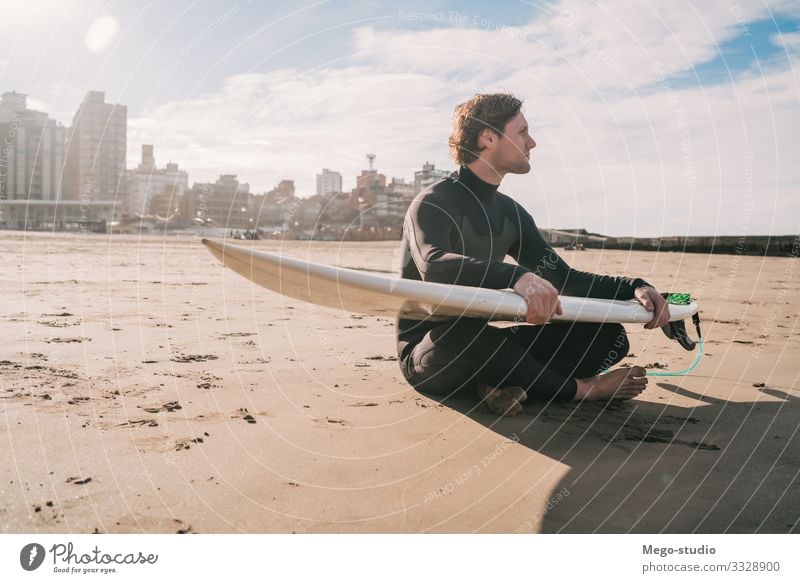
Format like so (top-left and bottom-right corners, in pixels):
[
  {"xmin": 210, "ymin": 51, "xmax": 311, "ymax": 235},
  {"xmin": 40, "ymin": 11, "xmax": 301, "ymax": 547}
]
[{"xmin": 202, "ymin": 239, "xmax": 698, "ymax": 324}]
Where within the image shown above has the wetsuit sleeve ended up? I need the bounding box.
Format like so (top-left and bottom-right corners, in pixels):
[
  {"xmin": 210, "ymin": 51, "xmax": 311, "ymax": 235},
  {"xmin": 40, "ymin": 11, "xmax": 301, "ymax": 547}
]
[
  {"xmin": 405, "ymin": 197, "xmax": 530, "ymax": 289},
  {"xmin": 509, "ymin": 204, "xmax": 649, "ymax": 300}
]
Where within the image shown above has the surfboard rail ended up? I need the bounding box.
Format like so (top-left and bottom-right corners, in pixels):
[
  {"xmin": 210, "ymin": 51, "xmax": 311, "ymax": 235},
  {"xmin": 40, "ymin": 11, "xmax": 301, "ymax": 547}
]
[{"xmin": 202, "ymin": 239, "xmax": 699, "ymax": 324}]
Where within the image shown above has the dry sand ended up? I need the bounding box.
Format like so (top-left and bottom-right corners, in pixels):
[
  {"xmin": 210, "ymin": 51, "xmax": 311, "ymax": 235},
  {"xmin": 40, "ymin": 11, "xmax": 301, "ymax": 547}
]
[{"xmin": 1, "ymin": 231, "xmax": 798, "ymax": 533}]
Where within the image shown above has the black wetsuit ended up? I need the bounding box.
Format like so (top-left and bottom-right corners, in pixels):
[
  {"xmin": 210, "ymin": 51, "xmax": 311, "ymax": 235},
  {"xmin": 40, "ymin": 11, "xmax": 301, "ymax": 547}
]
[{"xmin": 395, "ymin": 165, "xmax": 649, "ymax": 402}]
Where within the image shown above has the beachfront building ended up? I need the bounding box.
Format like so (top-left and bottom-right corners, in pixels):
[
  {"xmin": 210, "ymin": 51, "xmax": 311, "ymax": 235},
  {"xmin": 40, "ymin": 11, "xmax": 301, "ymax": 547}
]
[
  {"xmin": 62, "ymin": 91, "xmax": 127, "ymax": 212},
  {"xmin": 0, "ymin": 200, "xmax": 115, "ymax": 231},
  {"xmin": 367, "ymin": 177, "xmax": 413, "ymax": 224},
  {"xmin": 388, "ymin": 177, "xmax": 414, "ymax": 203},
  {"xmin": 414, "ymin": 161, "xmax": 449, "ymax": 195},
  {"xmin": 270, "ymin": 179, "xmax": 295, "ymax": 201},
  {"xmin": 352, "ymin": 155, "xmax": 387, "ymax": 228},
  {"xmin": 319, "ymin": 191, "xmax": 356, "ymax": 225},
  {"xmin": 0, "ymin": 91, "xmax": 66, "ymax": 203},
  {"xmin": 315, "ymin": 168, "xmax": 342, "ymax": 196},
  {"xmin": 0, "ymin": 92, "xmax": 114, "ymax": 231},
  {"xmin": 126, "ymin": 145, "xmax": 188, "ymax": 217},
  {"xmin": 250, "ymin": 179, "xmax": 295, "ymax": 228},
  {"xmin": 183, "ymin": 174, "xmax": 251, "ymax": 229}
]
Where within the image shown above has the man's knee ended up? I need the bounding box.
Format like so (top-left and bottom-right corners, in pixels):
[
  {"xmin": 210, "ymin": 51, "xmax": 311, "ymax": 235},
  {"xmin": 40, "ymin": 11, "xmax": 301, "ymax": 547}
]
[{"xmin": 400, "ymin": 344, "xmax": 480, "ymax": 397}]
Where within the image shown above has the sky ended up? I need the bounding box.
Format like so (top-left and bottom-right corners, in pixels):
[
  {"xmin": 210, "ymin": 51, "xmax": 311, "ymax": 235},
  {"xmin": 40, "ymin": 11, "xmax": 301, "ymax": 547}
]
[{"xmin": 1, "ymin": 0, "xmax": 798, "ymax": 236}]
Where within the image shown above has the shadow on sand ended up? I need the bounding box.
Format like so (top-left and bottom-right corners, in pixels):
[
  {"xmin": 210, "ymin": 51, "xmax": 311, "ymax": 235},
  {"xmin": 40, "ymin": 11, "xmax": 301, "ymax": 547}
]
[{"xmin": 426, "ymin": 382, "xmax": 800, "ymax": 533}]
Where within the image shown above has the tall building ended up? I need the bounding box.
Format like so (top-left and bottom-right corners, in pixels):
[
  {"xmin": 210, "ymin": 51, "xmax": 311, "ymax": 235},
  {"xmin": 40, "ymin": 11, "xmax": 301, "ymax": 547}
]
[
  {"xmin": 0, "ymin": 92, "xmax": 110, "ymax": 231},
  {"xmin": 0, "ymin": 91, "xmax": 66, "ymax": 202},
  {"xmin": 316, "ymin": 168, "xmax": 342, "ymax": 196},
  {"xmin": 126, "ymin": 145, "xmax": 188, "ymax": 217},
  {"xmin": 414, "ymin": 161, "xmax": 449, "ymax": 195},
  {"xmin": 63, "ymin": 91, "xmax": 127, "ymax": 205}
]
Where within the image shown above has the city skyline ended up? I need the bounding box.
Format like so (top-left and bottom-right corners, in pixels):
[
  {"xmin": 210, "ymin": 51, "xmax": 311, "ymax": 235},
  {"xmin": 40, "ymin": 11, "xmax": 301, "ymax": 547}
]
[
  {"xmin": 1, "ymin": 85, "xmax": 449, "ymax": 199},
  {"xmin": 1, "ymin": 1, "xmax": 798, "ymax": 235}
]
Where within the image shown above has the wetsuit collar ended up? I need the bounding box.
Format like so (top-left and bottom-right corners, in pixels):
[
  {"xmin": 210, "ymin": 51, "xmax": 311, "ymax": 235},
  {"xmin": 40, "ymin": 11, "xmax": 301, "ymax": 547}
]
[{"xmin": 455, "ymin": 165, "xmax": 499, "ymax": 201}]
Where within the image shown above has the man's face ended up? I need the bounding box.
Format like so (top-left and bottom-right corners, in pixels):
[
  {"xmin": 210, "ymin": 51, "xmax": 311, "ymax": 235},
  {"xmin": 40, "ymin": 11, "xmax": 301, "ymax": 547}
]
[{"xmin": 486, "ymin": 111, "xmax": 536, "ymax": 175}]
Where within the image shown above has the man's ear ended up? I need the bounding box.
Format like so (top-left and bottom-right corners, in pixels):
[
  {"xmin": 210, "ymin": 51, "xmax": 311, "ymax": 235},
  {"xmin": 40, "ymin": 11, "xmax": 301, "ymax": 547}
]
[{"xmin": 477, "ymin": 128, "xmax": 497, "ymax": 151}]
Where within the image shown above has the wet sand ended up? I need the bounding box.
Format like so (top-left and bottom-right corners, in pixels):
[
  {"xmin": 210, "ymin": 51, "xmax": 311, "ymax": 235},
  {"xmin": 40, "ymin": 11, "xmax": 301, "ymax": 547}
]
[{"xmin": 1, "ymin": 231, "xmax": 798, "ymax": 533}]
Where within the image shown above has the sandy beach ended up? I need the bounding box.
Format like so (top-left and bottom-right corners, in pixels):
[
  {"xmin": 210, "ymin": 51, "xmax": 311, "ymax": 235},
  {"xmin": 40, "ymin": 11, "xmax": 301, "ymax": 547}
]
[{"xmin": 1, "ymin": 231, "xmax": 798, "ymax": 534}]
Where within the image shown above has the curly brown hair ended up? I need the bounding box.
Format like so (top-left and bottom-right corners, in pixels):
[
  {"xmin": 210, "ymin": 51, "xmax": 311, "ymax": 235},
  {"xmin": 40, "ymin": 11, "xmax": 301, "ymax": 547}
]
[{"xmin": 448, "ymin": 93, "xmax": 523, "ymax": 166}]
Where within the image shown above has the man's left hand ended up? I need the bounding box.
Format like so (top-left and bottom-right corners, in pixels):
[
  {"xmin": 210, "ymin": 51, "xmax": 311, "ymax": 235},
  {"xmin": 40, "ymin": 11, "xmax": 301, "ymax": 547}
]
[{"xmin": 634, "ymin": 286, "xmax": 671, "ymax": 329}]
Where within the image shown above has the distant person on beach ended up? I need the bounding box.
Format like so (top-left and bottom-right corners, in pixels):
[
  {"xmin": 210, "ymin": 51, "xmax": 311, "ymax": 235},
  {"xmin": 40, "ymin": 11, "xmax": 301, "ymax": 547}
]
[{"xmin": 396, "ymin": 93, "xmax": 671, "ymax": 416}]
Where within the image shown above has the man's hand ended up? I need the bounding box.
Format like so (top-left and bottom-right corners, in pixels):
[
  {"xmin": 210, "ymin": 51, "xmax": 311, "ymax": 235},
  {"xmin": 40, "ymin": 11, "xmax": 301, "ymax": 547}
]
[
  {"xmin": 635, "ymin": 285, "xmax": 670, "ymax": 329},
  {"xmin": 513, "ymin": 272, "xmax": 562, "ymax": 325}
]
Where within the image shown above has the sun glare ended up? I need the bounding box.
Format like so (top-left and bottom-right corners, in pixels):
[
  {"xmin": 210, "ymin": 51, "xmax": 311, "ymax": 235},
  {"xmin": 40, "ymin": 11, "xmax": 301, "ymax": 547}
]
[{"xmin": 84, "ymin": 15, "xmax": 120, "ymax": 53}]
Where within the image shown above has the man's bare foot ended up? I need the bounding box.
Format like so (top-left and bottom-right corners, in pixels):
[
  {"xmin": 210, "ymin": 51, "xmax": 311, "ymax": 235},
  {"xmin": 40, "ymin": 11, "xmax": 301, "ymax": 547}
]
[
  {"xmin": 572, "ymin": 366, "xmax": 648, "ymax": 401},
  {"xmin": 477, "ymin": 384, "xmax": 527, "ymax": 416}
]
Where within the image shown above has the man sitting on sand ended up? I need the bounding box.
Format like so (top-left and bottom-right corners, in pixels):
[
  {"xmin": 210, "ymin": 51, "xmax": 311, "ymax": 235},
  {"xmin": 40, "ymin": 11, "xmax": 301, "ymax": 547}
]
[{"xmin": 396, "ymin": 93, "xmax": 670, "ymax": 416}]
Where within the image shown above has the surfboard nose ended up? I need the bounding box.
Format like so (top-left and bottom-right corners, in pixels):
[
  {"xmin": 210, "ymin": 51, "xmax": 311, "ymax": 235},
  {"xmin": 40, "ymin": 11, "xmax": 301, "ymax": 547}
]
[{"xmin": 202, "ymin": 238, "xmax": 223, "ymax": 252}]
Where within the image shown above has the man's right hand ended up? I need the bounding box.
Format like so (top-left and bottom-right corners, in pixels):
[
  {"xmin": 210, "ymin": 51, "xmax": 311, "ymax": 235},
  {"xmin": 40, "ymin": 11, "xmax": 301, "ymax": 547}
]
[{"xmin": 512, "ymin": 272, "xmax": 563, "ymax": 325}]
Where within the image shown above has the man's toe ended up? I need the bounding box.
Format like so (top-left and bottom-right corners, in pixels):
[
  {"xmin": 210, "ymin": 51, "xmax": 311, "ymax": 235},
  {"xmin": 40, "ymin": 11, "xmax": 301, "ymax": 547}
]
[{"xmin": 509, "ymin": 386, "xmax": 527, "ymax": 402}]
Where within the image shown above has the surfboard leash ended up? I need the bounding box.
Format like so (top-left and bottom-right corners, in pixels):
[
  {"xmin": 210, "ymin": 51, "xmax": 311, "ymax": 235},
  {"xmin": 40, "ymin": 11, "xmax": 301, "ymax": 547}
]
[
  {"xmin": 647, "ymin": 293, "xmax": 703, "ymax": 377},
  {"xmin": 646, "ymin": 337, "xmax": 704, "ymax": 377},
  {"xmin": 599, "ymin": 293, "xmax": 704, "ymax": 378}
]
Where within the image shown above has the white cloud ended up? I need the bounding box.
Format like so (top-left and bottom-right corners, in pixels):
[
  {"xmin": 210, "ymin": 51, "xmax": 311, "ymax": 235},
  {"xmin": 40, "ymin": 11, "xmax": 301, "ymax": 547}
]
[
  {"xmin": 773, "ymin": 30, "xmax": 800, "ymax": 55},
  {"xmin": 129, "ymin": 0, "xmax": 800, "ymax": 236},
  {"xmin": 129, "ymin": 67, "xmax": 459, "ymax": 193}
]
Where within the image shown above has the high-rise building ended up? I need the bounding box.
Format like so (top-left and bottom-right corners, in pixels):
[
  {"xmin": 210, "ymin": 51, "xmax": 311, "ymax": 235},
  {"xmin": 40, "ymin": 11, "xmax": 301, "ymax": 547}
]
[
  {"xmin": 316, "ymin": 168, "xmax": 342, "ymax": 196},
  {"xmin": 126, "ymin": 145, "xmax": 188, "ymax": 217},
  {"xmin": 0, "ymin": 91, "xmax": 66, "ymax": 202},
  {"xmin": 414, "ymin": 161, "xmax": 449, "ymax": 195},
  {"xmin": 63, "ymin": 91, "xmax": 127, "ymax": 206}
]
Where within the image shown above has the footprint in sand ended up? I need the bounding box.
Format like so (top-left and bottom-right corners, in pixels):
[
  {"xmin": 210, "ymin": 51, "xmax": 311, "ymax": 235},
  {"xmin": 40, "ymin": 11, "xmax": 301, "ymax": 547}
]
[
  {"xmin": 30, "ymin": 501, "xmax": 65, "ymax": 527},
  {"xmin": 139, "ymin": 401, "xmax": 182, "ymax": 413},
  {"xmin": 233, "ymin": 408, "xmax": 257, "ymax": 424},
  {"xmin": 117, "ymin": 419, "xmax": 159, "ymax": 428},
  {"xmin": 111, "ymin": 514, "xmax": 192, "ymax": 534},
  {"xmin": 37, "ymin": 320, "xmax": 76, "ymax": 328},
  {"xmin": 644, "ymin": 362, "xmax": 668, "ymax": 369},
  {"xmin": 66, "ymin": 477, "xmax": 92, "ymax": 485},
  {"xmin": 174, "ymin": 432, "xmax": 209, "ymax": 451},
  {"xmin": 170, "ymin": 353, "xmax": 219, "ymax": 363},
  {"xmin": 196, "ymin": 371, "xmax": 222, "ymax": 390},
  {"xmin": 608, "ymin": 417, "xmax": 719, "ymax": 451}
]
